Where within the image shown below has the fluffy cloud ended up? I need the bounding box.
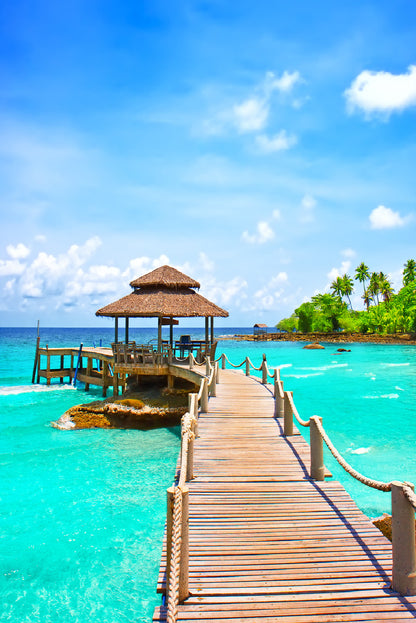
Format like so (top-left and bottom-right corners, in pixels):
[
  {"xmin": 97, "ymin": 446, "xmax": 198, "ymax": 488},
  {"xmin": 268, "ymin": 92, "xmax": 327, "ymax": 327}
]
[
  {"xmin": 256, "ymin": 130, "xmax": 297, "ymax": 153},
  {"xmin": 242, "ymin": 221, "xmax": 275, "ymax": 244},
  {"xmin": 327, "ymin": 260, "xmax": 351, "ymax": 283},
  {"xmin": 233, "ymin": 98, "xmax": 269, "ymax": 133},
  {"xmin": 345, "ymin": 65, "xmax": 416, "ymax": 116},
  {"xmin": 369, "ymin": 205, "xmax": 406, "ymax": 229},
  {"xmin": 6, "ymin": 243, "xmax": 30, "ymax": 259},
  {"xmin": 247, "ymin": 272, "xmax": 289, "ymax": 311}
]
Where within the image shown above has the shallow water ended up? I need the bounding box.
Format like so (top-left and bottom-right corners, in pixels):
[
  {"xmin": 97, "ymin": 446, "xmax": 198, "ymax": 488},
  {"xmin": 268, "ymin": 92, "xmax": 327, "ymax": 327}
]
[{"xmin": 1, "ymin": 327, "xmax": 416, "ymax": 621}]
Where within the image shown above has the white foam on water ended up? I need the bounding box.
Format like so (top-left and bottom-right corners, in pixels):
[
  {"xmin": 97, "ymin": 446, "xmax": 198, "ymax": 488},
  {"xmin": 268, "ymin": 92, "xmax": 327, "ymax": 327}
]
[
  {"xmin": 395, "ymin": 386, "xmax": 404, "ymax": 391},
  {"xmin": 284, "ymin": 372, "xmax": 324, "ymax": 379},
  {"xmin": 299, "ymin": 363, "xmax": 348, "ymax": 372},
  {"xmin": 383, "ymin": 362, "xmax": 410, "ymax": 367},
  {"xmin": 0, "ymin": 384, "xmax": 76, "ymax": 396},
  {"xmin": 363, "ymin": 393, "xmax": 399, "ymax": 400},
  {"xmin": 277, "ymin": 363, "xmax": 293, "ymax": 370},
  {"xmin": 347, "ymin": 446, "xmax": 372, "ymax": 455}
]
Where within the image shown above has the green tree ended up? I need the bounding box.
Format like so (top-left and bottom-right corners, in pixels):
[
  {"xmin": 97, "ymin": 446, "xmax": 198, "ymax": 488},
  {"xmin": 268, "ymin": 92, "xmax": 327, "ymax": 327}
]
[
  {"xmin": 295, "ymin": 302, "xmax": 316, "ymax": 333},
  {"xmin": 368, "ymin": 272, "xmax": 382, "ymax": 305},
  {"xmin": 342, "ymin": 274, "xmax": 354, "ymax": 309},
  {"xmin": 276, "ymin": 315, "xmax": 298, "ymax": 332},
  {"xmin": 403, "ymin": 259, "xmax": 416, "ymax": 286},
  {"xmin": 355, "ymin": 262, "xmax": 370, "ymax": 299},
  {"xmin": 330, "ymin": 276, "xmax": 344, "ymax": 298},
  {"xmin": 362, "ymin": 288, "xmax": 373, "ymax": 312},
  {"xmin": 311, "ymin": 293, "xmax": 346, "ymax": 331},
  {"xmin": 380, "ymin": 277, "xmax": 394, "ymax": 303}
]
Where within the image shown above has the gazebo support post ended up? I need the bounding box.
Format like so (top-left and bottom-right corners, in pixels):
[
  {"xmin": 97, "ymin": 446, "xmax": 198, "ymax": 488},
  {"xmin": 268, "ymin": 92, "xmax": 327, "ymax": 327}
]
[
  {"xmin": 210, "ymin": 317, "xmax": 214, "ymax": 345},
  {"xmin": 205, "ymin": 317, "xmax": 209, "ymax": 349},
  {"xmin": 115, "ymin": 317, "xmax": 119, "ymax": 344},
  {"xmin": 125, "ymin": 317, "xmax": 129, "ymax": 344},
  {"xmin": 169, "ymin": 319, "xmax": 173, "ymax": 349},
  {"xmin": 157, "ymin": 317, "xmax": 162, "ymax": 354}
]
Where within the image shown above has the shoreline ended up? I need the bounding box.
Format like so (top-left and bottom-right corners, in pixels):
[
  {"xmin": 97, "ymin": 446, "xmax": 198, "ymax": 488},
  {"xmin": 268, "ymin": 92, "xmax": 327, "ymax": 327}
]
[{"xmin": 219, "ymin": 332, "xmax": 416, "ymax": 345}]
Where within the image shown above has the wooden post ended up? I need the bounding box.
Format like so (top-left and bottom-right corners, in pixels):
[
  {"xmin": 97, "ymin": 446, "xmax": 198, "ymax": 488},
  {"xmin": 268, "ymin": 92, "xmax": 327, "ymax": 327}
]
[
  {"xmin": 186, "ymin": 433, "xmax": 194, "ymax": 481},
  {"xmin": 275, "ymin": 379, "xmax": 284, "ymax": 418},
  {"xmin": 165, "ymin": 486, "xmax": 175, "ymax": 599},
  {"xmin": 310, "ymin": 416, "xmax": 325, "ymax": 481},
  {"xmin": 179, "ymin": 486, "xmax": 189, "ymax": 602},
  {"xmin": 125, "ymin": 317, "xmax": 129, "ymax": 344},
  {"xmin": 221, "ymin": 353, "xmax": 226, "ymax": 370},
  {"xmin": 189, "ymin": 353, "xmax": 193, "ymax": 369},
  {"xmin": 46, "ymin": 346, "xmax": 51, "ymax": 386},
  {"xmin": 157, "ymin": 317, "xmax": 162, "ymax": 354},
  {"xmin": 32, "ymin": 335, "xmax": 40, "ymax": 384},
  {"xmin": 205, "ymin": 356, "xmax": 211, "ymax": 376},
  {"xmin": 200, "ymin": 380, "xmax": 209, "ymax": 413},
  {"xmin": 283, "ymin": 391, "xmax": 293, "ymax": 436},
  {"xmin": 391, "ymin": 481, "xmax": 416, "ymax": 595},
  {"xmin": 60, "ymin": 355, "xmax": 64, "ymax": 384},
  {"xmin": 215, "ymin": 360, "xmax": 219, "ymax": 384},
  {"xmin": 205, "ymin": 317, "xmax": 209, "ymax": 349},
  {"xmin": 209, "ymin": 364, "xmax": 216, "ymax": 397},
  {"xmin": 261, "ymin": 359, "xmax": 267, "ymax": 384},
  {"xmin": 114, "ymin": 317, "xmax": 118, "ymax": 344},
  {"xmin": 210, "ymin": 316, "xmax": 214, "ymax": 345},
  {"xmin": 102, "ymin": 361, "xmax": 108, "ymax": 397},
  {"xmin": 245, "ymin": 357, "xmax": 250, "ymax": 376}
]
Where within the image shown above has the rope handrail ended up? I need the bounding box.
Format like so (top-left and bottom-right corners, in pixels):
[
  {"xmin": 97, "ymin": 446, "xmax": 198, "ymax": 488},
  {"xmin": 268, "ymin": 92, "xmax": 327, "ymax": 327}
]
[
  {"xmin": 312, "ymin": 415, "xmax": 392, "ymax": 492},
  {"xmin": 287, "ymin": 392, "xmax": 310, "ymax": 428},
  {"xmin": 275, "ymin": 377, "xmax": 284, "ymax": 400},
  {"xmin": 403, "ymin": 483, "xmax": 416, "ymax": 510},
  {"xmin": 221, "ymin": 353, "xmax": 247, "ymax": 369},
  {"xmin": 166, "ymin": 486, "xmax": 182, "ymax": 622}
]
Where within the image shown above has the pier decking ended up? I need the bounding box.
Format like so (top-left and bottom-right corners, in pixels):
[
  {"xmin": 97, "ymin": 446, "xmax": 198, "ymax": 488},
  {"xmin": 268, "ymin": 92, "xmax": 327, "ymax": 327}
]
[{"xmin": 154, "ymin": 369, "xmax": 416, "ymax": 622}]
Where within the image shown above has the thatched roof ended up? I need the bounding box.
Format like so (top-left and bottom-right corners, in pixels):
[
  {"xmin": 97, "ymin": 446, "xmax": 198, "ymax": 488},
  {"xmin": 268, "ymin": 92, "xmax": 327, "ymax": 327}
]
[
  {"xmin": 96, "ymin": 265, "xmax": 228, "ymax": 319},
  {"xmin": 96, "ymin": 286, "xmax": 228, "ymax": 318},
  {"xmin": 130, "ymin": 265, "xmax": 200, "ymax": 289}
]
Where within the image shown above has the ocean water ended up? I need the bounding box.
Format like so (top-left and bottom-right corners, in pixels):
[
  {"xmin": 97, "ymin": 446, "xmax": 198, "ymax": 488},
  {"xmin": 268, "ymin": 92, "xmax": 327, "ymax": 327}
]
[{"xmin": 1, "ymin": 327, "xmax": 416, "ymax": 621}]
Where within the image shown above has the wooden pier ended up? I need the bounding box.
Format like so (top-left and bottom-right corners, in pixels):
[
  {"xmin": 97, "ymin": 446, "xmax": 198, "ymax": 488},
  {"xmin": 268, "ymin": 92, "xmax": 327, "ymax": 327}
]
[{"xmin": 154, "ymin": 366, "xmax": 416, "ymax": 622}]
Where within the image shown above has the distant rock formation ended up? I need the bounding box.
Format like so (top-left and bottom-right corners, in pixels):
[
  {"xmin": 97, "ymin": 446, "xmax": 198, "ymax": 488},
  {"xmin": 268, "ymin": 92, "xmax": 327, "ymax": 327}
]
[{"xmin": 303, "ymin": 343, "xmax": 325, "ymax": 349}]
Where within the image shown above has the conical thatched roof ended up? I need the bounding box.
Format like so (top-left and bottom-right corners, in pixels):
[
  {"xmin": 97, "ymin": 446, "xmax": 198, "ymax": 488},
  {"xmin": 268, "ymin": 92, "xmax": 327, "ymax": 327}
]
[
  {"xmin": 96, "ymin": 265, "xmax": 228, "ymax": 318},
  {"xmin": 130, "ymin": 265, "xmax": 200, "ymax": 289}
]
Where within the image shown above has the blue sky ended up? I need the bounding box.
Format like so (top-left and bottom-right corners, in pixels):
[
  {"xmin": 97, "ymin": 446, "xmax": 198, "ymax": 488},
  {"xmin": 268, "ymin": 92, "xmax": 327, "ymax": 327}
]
[{"xmin": 1, "ymin": 0, "xmax": 416, "ymax": 328}]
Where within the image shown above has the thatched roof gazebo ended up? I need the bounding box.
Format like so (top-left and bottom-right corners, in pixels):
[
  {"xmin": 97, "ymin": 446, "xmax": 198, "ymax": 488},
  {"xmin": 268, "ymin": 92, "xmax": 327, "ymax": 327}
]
[{"xmin": 96, "ymin": 265, "xmax": 229, "ymax": 351}]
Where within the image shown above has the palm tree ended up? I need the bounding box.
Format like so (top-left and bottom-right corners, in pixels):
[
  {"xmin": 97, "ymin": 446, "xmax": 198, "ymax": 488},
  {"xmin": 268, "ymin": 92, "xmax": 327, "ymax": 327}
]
[
  {"xmin": 380, "ymin": 276, "xmax": 394, "ymax": 303},
  {"xmin": 362, "ymin": 288, "xmax": 373, "ymax": 311},
  {"xmin": 369, "ymin": 272, "xmax": 381, "ymax": 305},
  {"xmin": 355, "ymin": 262, "xmax": 370, "ymax": 298},
  {"xmin": 342, "ymin": 274, "xmax": 354, "ymax": 309},
  {"xmin": 330, "ymin": 276, "xmax": 344, "ymax": 299},
  {"xmin": 403, "ymin": 259, "xmax": 416, "ymax": 286}
]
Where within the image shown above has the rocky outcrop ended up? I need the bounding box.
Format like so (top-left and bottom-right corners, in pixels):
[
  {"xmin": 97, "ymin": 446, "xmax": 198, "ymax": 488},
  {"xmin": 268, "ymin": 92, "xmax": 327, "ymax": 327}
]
[
  {"xmin": 303, "ymin": 343, "xmax": 325, "ymax": 349},
  {"xmin": 52, "ymin": 386, "xmax": 189, "ymax": 430}
]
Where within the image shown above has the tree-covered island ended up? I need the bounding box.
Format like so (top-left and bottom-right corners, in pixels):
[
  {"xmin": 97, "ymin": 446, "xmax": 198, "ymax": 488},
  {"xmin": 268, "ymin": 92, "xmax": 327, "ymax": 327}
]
[{"xmin": 277, "ymin": 260, "xmax": 416, "ymax": 335}]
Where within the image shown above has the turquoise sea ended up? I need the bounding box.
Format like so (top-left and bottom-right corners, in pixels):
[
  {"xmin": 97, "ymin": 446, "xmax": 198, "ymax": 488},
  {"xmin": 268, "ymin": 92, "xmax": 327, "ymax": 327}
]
[{"xmin": 1, "ymin": 326, "xmax": 416, "ymax": 622}]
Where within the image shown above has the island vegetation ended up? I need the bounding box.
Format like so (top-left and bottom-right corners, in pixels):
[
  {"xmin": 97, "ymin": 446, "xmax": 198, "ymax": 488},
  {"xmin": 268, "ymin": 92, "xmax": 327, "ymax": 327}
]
[{"xmin": 276, "ymin": 259, "xmax": 416, "ymax": 335}]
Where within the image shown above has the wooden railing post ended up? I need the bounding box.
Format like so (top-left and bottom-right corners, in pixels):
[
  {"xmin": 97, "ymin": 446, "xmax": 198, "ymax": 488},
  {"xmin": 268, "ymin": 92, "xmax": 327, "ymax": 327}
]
[
  {"xmin": 186, "ymin": 433, "xmax": 194, "ymax": 481},
  {"xmin": 200, "ymin": 380, "xmax": 209, "ymax": 413},
  {"xmin": 215, "ymin": 361, "xmax": 219, "ymax": 384},
  {"xmin": 168, "ymin": 348, "xmax": 173, "ymax": 364},
  {"xmin": 261, "ymin": 359, "xmax": 267, "ymax": 384},
  {"xmin": 391, "ymin": 481, "xmax": 416, "ymax": 595},
  {"xmin": 221, "ymin": 353, "xmax": 226, "ymax": 370},
  {"xmin": 205, "ymin": 356, "xmax": 211, "ymax": 376},
  {"xmin": 165, "ymin": 486, "xmax": 174, "ymax": 599},
  {"xmin": 179, "ymin": 486, "xmax": 189, "ymax": 602},
  {"xmin": 283, "ymin": 391, "xmax": 293, "ymax": 436},
  {"xmin": 209, "ymin": 365, "xmax": 216, "ymax": 397},
  {"xmin": 310, "ymin": 416, "xmax": 325, "ymax": 481},
  {"xmin": 189, "ymin": 353, "xmax": 193, "ymax": 369},
  {"xmin": 245, "ymin": 357, "xmax": 250, "ymax": 376}
]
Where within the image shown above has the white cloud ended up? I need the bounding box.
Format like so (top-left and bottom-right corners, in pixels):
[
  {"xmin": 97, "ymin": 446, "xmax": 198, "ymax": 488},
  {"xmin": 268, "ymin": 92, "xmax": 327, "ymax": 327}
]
[
  {"xmin": 213, "ymin": 69, "xmax": 302, "ymax": 135},
  {"xmin": 341, "ymin": 248, "xmax": 356, "ymax": 259},
  {"xmin": 201, "ymin": 275, "xmax": 248, "ymax": 306},
  {"xmin": 327, "ymin": 260, "xmax": 351, "ymax": 283},
  {"xmin": 249, "ymin": 272, "xmax": 289, "ymax": 311},
  {"xmin": 369, "ymin": 205, "xmax": 406, "ymax": 229},
  {"xmin": 242, "ymin": 221, "xmax": 275, "ymax": 244},
  {"xmin": 256, "ymin": 130, "xmax": 297, "ymax": 153},
  {"xmin": 345, "ymin": 65, "xmax": 416, "ymax": 116},
  {"xmin": 0, "ymin": 259, "xmax": 26, "ymax": 277},
  {"xmin": 233, "ymin": 98, "xmax": 269, "ymax": 133},
  {"xmin": 265, "ymin": 70, "xmax": 301, "ymax": 93},
  {"xmin": 299, "ymin": 194, "xmax": 317, "ymax": 223},
  {"xmin": 6, "ymin": 243, "xmax": 30, "ymax": 259}
]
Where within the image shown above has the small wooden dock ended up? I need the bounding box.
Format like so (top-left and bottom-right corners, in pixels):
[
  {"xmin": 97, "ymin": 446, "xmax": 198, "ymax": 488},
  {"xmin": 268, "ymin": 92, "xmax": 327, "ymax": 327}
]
[{"xmin": 154, "ymin": 369, "xmax": 416, "ymax": 622}]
